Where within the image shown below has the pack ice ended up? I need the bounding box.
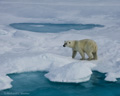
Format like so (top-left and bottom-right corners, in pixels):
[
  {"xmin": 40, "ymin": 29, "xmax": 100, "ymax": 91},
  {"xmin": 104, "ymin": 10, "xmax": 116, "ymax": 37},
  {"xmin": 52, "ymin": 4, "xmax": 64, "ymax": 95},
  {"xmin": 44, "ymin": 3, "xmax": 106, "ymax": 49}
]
[{"xmin": 0, "ymin": 0, "xmax": 120, "ymax": 91}]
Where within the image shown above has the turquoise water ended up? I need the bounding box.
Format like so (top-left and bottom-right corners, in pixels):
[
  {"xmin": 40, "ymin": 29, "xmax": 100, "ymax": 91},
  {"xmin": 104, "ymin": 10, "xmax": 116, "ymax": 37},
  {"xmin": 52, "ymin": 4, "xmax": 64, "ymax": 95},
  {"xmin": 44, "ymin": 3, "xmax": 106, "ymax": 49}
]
[
  {"xmin": 10, "ymin": 23, "xmax": 104, "ymax": 33},
  {"xmin": 0, "ymin": 71, "xmax": 120, "ymax": 96}
]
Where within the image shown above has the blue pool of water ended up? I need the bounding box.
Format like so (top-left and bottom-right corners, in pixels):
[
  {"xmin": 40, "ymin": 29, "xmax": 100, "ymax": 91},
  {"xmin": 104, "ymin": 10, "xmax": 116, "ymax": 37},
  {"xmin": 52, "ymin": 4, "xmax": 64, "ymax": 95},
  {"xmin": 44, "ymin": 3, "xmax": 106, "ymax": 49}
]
[
  {"xmin": 9, "ymin": 23, "xmax": 104, "ymax": 33},
  {"xmin": 0, "ymin": 71, "xmax": 120, "ymax": 96}
]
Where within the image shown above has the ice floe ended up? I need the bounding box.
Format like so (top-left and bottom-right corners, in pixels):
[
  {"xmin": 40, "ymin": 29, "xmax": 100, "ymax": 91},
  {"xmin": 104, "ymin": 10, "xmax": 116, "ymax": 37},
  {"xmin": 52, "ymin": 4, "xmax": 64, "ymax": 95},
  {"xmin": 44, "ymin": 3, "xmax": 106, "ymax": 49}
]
[{"xmin": 0, "ymin": 0, "xmax": 120, "ymax": 91}]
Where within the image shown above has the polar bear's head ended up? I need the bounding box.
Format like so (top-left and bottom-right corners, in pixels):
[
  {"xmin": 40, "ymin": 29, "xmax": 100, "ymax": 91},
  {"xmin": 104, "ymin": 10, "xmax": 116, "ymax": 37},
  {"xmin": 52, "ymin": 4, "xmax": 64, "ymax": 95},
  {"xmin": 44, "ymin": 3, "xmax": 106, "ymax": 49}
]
[{"xmin": 63, "ymin": 40, "xmax": 76, "ymax": 48}]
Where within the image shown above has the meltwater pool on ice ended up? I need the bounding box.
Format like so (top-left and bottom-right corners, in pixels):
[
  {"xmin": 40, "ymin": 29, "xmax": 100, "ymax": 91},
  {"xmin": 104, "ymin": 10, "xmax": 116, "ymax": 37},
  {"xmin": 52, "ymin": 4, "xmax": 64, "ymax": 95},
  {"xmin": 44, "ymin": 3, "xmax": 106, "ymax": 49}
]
[{"xmin": 10, "ymin": 23, "xmax": 104, "ymax": 33}]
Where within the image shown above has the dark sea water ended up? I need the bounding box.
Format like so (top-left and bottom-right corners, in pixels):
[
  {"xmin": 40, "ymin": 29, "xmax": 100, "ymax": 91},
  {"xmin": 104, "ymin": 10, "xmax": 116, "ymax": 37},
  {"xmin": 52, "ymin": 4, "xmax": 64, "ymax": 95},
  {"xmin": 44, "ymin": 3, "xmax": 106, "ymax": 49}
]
[
  {"xmin": 0, "ymin": 71, "xmax": 120, "ymax": 96},
  {"xmin": 9, "ymin": 23, "xmax": 104, "ymax": 33}
]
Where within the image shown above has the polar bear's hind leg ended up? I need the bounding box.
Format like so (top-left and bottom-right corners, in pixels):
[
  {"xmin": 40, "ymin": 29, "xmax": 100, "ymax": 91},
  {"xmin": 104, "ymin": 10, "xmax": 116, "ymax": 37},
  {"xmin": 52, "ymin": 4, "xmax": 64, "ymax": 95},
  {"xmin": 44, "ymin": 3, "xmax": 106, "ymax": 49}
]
[
  {"xmin": 86, "ymin": 52, "xmax": 93, "ymax": 60},
  {"xmin": 79, "ymin": 51, "xmax": 85, "ymax": 60},
  {"xmin": 92, "ymin": 52, "xmax": 97, "ymax": 60}
]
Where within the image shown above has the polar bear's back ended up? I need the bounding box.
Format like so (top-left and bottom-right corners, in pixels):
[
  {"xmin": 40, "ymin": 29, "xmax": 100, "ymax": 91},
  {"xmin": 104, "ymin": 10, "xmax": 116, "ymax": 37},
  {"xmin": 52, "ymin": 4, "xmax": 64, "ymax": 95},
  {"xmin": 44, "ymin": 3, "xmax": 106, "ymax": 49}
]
[{"xmin": 78, "ymin": 39, "xmax": 97, "ymax": 52}]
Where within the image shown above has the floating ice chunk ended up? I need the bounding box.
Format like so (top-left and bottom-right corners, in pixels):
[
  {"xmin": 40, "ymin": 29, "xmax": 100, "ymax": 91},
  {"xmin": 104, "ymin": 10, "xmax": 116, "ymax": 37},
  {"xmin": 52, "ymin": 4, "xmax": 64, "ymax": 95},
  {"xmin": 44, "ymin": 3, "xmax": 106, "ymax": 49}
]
[
  {"xmin": 30, "ymin": 25, "xmax": 44, "ymax": 27},
  {"xmin": 105, "ymin": 73, "xmax": 117, "ymax": 82},
  {"xmin": 105, "ymin": 72, "xmax": 120, "ymax": 82},
  {"xmin": 0, "ymin": 75, "xmax": 13, "ymax": 90},
  {"xmin": 45, "ymin": 62, "xmax": 95, "ymax": 83}
]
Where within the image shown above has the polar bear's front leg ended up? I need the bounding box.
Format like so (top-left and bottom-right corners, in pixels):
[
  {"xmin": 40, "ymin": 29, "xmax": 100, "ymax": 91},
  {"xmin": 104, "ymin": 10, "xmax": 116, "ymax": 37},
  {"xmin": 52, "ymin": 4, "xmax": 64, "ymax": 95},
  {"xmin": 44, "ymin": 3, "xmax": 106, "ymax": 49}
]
[{"xmin": 72, "ymin": 50, "xmax": 77, "ymax": 58}]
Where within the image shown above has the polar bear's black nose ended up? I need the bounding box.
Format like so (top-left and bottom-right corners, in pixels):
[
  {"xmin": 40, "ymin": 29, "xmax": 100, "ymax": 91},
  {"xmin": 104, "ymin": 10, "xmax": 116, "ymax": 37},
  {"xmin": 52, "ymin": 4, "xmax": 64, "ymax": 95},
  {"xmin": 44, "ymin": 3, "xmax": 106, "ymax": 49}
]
[{"xmin": 63, "ymin": 43, "xmax": 67, "ymax": 47}]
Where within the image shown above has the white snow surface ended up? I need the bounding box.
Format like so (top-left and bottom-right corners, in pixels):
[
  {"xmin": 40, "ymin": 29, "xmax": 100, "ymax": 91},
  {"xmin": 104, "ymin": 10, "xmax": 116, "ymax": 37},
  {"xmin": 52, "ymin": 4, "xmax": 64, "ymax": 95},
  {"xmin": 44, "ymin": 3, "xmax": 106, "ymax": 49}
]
[{"xmin": 0, "ymin": 0, "xmax": 120, "ymax": 90}]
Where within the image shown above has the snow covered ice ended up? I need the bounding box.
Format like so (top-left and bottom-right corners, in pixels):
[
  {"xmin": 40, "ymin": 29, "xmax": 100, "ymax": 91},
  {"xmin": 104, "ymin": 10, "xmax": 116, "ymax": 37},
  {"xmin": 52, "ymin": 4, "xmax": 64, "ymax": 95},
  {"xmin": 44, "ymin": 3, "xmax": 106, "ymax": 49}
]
[
  {"xmin": 45, "ymin": 62, "xmax": 95, "ymax": 83},
  {"xmin": 0, "ymin": 0, "xmax": 120, "ymax": 90}
]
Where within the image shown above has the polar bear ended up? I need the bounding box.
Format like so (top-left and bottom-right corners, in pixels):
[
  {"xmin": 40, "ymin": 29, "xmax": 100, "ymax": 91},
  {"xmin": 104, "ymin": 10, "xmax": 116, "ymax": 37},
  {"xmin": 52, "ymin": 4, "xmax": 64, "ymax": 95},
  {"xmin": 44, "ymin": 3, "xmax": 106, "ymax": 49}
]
[{"xmin": 63, "ymin": 39, "xmax": 98, "ymax": 60}]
